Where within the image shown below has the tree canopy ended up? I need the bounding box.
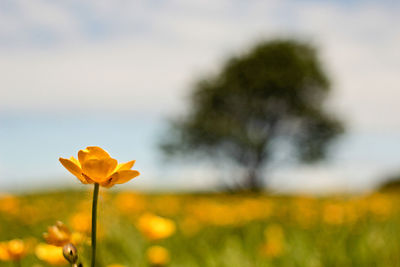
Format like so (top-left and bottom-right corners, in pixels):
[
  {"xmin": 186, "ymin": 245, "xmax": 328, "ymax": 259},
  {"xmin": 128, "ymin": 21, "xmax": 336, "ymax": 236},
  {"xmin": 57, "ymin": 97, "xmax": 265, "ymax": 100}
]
[{"xmin": 161, "ymin": 39, "xmax": 344, "ymax": 191}]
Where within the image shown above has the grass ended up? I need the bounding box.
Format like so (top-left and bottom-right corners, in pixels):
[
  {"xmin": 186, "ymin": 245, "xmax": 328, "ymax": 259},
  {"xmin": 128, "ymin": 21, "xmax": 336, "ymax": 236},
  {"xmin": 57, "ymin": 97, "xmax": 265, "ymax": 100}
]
[{"xmin": 0, "ymin": 189, "xmax": 400, "ymax": 266}]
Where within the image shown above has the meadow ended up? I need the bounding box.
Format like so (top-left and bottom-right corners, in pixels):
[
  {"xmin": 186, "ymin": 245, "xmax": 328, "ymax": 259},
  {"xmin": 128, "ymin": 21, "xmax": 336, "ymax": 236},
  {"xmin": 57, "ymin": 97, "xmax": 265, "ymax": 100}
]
[{"xmin": 0, "ymin": 189, "xmax": 399, "ymax": 267}]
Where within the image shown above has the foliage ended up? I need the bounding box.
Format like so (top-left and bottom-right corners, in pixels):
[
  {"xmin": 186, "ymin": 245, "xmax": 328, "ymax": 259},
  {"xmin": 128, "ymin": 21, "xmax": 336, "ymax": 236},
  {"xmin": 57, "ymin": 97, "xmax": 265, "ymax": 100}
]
[
  {"xmin": 379, "ymin": 176, "xmax": 400, "ymax": 192},
  {"xmin": 1, "ymin": 191, "xmax": 400, "ymax": 266},
  {"xmin": 161, "ymin": 39, "xmax": 344, "ymax": 190}
]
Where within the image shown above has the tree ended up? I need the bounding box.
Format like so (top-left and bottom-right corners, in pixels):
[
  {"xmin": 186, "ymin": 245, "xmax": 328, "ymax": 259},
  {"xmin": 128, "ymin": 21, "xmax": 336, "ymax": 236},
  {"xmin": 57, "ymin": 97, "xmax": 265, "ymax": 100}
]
[{"xmin": 160, "ymin": 39, "xmax": 344, "ymax": 191}]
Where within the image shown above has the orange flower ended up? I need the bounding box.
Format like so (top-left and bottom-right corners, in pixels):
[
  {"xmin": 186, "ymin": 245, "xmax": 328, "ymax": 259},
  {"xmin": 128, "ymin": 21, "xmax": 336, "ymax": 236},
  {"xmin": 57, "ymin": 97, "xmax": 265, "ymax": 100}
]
[
  {"xmin": 35, "ymin": 243, "xmax": 67, "ymax": 265},
  {"xmin": 260, "ymin": 224, "xmax": 285, "ymax": 258},
  {"xmin": 59, "ymin": 146, "xmax": 140, "ymax": 187},
  {"xmin": 43, "ymin": 221, "xmax": 71, "ymax": 247},
  {"xmin": 0, "ymin": 239, "xmax": 28, "ymax": 261},
  {"xmin": 147, "ymin": 246, "xmax": 170, "ymax": 266},
  {"xmin": 137, "ymin": 213, "xmax": 176, "ymax": 241},
  {"xmin": 44, "ymin": 221, "xmax": 86, "ymax": 247},
  {"xmin": 69, "ymin": 212, "xmax": 91, "ymax": 233}
]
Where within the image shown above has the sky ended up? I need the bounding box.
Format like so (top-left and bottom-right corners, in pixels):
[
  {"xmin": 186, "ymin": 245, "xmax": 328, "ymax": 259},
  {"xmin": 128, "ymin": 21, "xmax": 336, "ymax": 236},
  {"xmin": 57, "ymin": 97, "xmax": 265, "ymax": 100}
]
[{"xmin": 1, "ymin": 0, "xmax": 400, "ymax": 193}]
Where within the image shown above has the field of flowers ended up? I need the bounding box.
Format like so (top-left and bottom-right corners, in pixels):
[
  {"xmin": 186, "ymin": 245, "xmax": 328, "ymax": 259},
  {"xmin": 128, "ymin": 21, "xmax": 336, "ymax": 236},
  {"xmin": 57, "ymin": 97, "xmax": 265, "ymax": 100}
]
[{"xmin": 0, "ymin": 190, "xmax": 399, "ymax": 266}]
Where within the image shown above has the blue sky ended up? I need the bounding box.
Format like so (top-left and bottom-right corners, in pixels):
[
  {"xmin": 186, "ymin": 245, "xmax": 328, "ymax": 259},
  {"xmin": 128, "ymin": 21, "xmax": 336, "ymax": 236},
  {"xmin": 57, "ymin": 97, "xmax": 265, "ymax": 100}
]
[{"xmin": 0, "ymin": 0, "xmax": 400, "ymax": 193}]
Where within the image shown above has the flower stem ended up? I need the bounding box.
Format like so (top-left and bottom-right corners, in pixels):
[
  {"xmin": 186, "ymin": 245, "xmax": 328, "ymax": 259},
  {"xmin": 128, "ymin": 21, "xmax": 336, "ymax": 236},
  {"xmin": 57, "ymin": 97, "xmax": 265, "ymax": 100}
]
[{"xmin": 91, "ymin": 183, "xmax": 99, "ymax": 267}]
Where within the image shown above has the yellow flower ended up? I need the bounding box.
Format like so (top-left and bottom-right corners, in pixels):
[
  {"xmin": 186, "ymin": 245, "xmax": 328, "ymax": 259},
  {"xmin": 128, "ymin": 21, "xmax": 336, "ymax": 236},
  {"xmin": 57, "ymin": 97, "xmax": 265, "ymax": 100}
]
[
  {"xmin": 137, "ymin": 213, "xmax": 176, "ymax": 241},
  {"xmin": 323, "ymin": 203, "xmax": 345, "ymax": 225},
  {"xmin": 44, "ymin": 221, "xmax": 71, "ymax": 247},
  {"xmin": 0, "ymin": 244, "xmax": 9, "ymax": 261},
  {"xmin": 70, "ymin": 232, "xmax": 87, "ymax": 245},
  {"xmin": 35, "ymin": 243, "xmax": 67, "ymax": 266},
  {"xmin": 70, "ymin": 212, "xmax": 92, "ymax": 233},
  {"xmin": 0, "ymin": 194, "xmax": 19, "ymax": 216},
  {"xmin": 44, "ymin": 221, "xmax": 86, "ymax": 248},
  {"xmin": 261, "ymin": 224, "xmax": 285, "ymax": 258},
  {"xmin": 179, "ymin": 216, "xmax": 201, "ymax": 237},
  {"xmin": 147, "ymin": 246, "xmax": 170, "ymax": 266},
  {"xmin": 115, "ymin": 192, "xmax": 146, "ymax": 214},
  {"xmin": 260, "ymin": 240, "xmax": 285, "ymax": 258},
  {"xmin": 59, "ymin": 146, "xmax": 140, "ymax": 187},
  {"xmin": 0, "ymin": 239, "xmax": 28, "ymax": 261}
]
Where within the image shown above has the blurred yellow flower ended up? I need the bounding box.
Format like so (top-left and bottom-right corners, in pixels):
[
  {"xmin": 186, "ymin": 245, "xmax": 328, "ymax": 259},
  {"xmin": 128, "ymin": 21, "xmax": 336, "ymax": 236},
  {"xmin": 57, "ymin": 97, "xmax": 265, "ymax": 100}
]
[
  {"xmin": 59, "ymin": 146, "xmax": 140, "ymax": 187},
  {"xmin": 115, "ymin": 192, "xmax": 146, "ymax": 214},
  {"xmin": 0, "ymin": 244, "xmax": 9, "ymax": 261},
  {"xmin": 0, "ymin": 194, "xmax": 19, "ymax": 216},
  {"xmin": 35, "ymin": 243, "xmax": 67, "ymax": 266},
  {"xmin": 147, "ymin": 246, "xmax": 170, "ymax": 266},
  {"xmin": 180, "ymin": 216, "xmax": 201, "ymax": 236},
  {"xmin": 261, "ymin": 240, "xmax": 285, "ymax": 258},
  {"xmin": 44, "ymin": 221, "xmax": 86, "ymax": 248},
  {"xmin": 323, "ymin": 203, "xmax": 345, "ymax": 225},
  {"xmin": 369, "ymin": 194, "xmax": 392, "ymax": 219},
  {"xmin": 44, "ymin": 221, "xmax": 71, "ymax": 247},
  {"xmin": 261, "ymin": 224, "xmax": 285, "ymax": 258},
  {"xmin": 107, "ymin": 264, "xmax": 126, "ymax": 267},
  {"xmin": 70, "ymin": 212, "xmax": 92, "ymax": 233},
  {"xmin": 71, "ymin": 232, "xmax": 87, "ymax": 245},
  {"xmin": 292, "ymin": 197, "xmax": 317, "ymax": 228},
  {"xmin": 138, "ymin": 213, "xmax": 176, "ymax": 241},
  {"xmin": 0, "ymin": 239, "xmax": 28, "ymax": 261}
]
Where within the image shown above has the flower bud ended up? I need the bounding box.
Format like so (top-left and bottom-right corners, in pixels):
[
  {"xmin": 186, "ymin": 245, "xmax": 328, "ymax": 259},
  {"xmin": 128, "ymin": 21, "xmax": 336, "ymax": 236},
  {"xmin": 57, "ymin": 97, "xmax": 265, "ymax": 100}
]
[{"xmin": 62, "ymin": 243, "xmax": 78, "ymax": 264}]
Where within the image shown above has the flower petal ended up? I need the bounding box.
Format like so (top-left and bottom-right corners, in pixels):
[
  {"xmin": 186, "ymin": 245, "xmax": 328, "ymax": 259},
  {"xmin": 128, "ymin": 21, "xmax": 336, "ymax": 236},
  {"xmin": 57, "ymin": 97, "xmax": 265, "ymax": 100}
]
[
  {"xmin": 35, "ymin": 243, "xmax": 67, "ymax": 265},
  {"xmin": 82, "ymin": 173, "xmax": 95, "ymax": 184},
  {"xmin": 78, "ymin": 146, "xmax": 110, "ymax": 165},
  {"xmin": 81, "ymin": 158, "xmax": 118, "ymax": 183},
  {"xmin": 100, "ymin": 170, "xmax": 140, "ymax": 188},
  {"xmin": 116, "ymin": 160, "xmax": 136, "ymax": 171},
  {"xmin": 112, "ymin": 170, "xmax": 140, "ymax": 184},
  {"xmin": 0, "ymin": 243, "xmax": 10, "ymax": 261},
  {"xmin": 59, "ymin": 157, "xmax": 88, "ymax": 184},
  {"xmin": 100, "ymin": 180, "xmax": 114, "ymax": 188}
]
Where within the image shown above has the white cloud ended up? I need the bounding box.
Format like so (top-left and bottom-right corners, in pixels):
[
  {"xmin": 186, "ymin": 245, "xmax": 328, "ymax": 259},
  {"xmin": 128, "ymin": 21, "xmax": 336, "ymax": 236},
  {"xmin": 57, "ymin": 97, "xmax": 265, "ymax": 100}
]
[
  {"xmin": 0, "ymin": 1, "xmax": 399, "ymax": 130},
  {"xmin": 0, "ymin": 0, "xmax": 81, "ymax": 45},
  {"xmin": 291, "ymin": 1, "xmax": 400, "ymax": 132}
]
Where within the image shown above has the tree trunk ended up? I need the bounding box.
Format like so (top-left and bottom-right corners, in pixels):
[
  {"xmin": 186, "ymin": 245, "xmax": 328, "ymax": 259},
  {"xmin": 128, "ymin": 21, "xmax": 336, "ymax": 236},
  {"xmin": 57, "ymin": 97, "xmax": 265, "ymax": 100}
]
[{"xmin": 246, "ymin": 167, "xmax": 262, "ymax": 192}]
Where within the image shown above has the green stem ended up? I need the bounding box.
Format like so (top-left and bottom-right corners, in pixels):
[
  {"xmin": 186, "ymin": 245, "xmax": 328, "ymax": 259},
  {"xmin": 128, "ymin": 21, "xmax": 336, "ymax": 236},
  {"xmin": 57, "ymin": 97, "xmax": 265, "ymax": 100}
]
[{"xmin": 91, "ymin": 183, "xmax": 99, "ymax": 267}]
